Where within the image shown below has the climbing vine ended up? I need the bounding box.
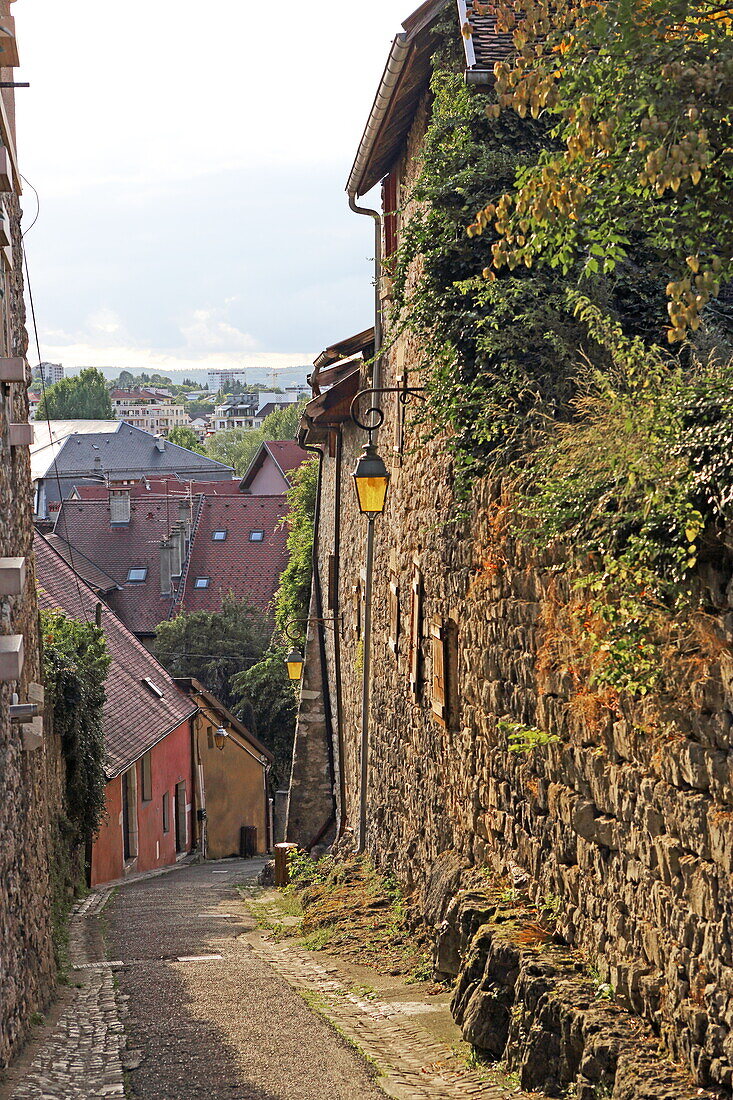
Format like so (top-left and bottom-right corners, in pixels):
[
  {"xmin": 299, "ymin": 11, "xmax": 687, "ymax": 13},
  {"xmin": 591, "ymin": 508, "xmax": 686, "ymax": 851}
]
[
  {"xmin": 42, "ymin": 611, "xmax": 110, "ymax": 844},
  {"xmin": 393, "ymin": 25, "xmax": 733, "ymax": 707}
]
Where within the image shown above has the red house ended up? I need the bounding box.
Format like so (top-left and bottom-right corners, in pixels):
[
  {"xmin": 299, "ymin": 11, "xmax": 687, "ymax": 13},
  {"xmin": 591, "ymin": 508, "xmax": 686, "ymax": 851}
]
[{"xmin": 35, "ymin": 532, "xmax": 198, "ymax": 885}]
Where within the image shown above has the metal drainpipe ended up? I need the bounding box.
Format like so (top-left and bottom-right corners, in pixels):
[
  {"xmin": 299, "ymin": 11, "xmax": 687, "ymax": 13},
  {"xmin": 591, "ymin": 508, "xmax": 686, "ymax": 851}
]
[
  {"xmin": 332, "ymin": 430, "xmax": 347, "ymax": 836},
  {"xmin": 347, "ymin": 196, "xmax": 383, "ymax": 855},
  {"xmin": 302, "ymin": 442, "xmax": 338, "ymax": 845}
]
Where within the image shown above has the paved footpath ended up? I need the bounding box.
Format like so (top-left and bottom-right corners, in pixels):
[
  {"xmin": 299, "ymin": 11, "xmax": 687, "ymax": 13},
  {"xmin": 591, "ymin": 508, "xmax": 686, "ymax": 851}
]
[{"xmin": 1, "ymin": 860, "xmax": 527, "ymax": 1100}]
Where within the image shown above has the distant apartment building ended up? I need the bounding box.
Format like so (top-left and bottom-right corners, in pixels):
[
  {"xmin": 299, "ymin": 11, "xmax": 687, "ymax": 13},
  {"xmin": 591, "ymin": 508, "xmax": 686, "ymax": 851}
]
[
  {"xmin": 211, "ymin": 392, "xmax": 300, "ymax": 433},
  {"xmin": 109, "ymin": 388, "xmax": 188, "ymax": 436},
  {"xmin": 36, "ymin": 361, "xmax": 64, "ymax": 386},
  {"xmin": 207, "ymin": 368, "xmax": 250, "ymax": 392}
]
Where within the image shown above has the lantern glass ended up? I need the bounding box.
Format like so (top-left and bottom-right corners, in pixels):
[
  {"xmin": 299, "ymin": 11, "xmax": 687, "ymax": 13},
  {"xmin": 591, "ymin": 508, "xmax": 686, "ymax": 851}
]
[
  {"xmin": 286, "ymin": 649, "xmax": 304, "ymax": 682},
  {"xmin": 214, "ymin": 726, "xmax": 228, "ymax": 751},
  {"xmin": 352, "ymin": 443, "xmax": 390, "ymax": 517}
]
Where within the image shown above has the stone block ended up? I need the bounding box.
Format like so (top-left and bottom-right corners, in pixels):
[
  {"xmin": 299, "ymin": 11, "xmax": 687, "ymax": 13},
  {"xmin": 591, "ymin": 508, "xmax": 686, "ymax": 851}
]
[
  {"xmin": 0, "ymin": 556, "xmax": 25, "ymax": 595},
  {"xmin": 21, "ymin": 717, "xmax": 43, "ymax": 752},
  {"xmin": 0, "ymin": 355, "xmax": 25, "ymax": 381},
  {"xmin": 0, "ymin": 633, "xmax": 23, "ymax": 680}
]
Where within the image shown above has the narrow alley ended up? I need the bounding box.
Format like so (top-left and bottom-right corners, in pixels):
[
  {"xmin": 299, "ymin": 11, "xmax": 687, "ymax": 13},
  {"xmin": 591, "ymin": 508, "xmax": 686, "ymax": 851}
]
[{"xmin": 1, "ymin": 861, "xmax": 520, "ymax": 1100}]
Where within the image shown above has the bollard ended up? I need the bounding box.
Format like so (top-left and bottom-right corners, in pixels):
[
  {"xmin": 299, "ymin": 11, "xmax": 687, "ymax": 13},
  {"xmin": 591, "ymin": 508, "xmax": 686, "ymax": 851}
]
[{"xmin": 274, "ymin": 842, "xmax": 298, "ymax": 887}]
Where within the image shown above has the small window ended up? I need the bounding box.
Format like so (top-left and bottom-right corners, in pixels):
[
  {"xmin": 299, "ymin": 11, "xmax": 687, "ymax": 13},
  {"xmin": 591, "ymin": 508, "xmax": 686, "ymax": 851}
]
[
  {"xmin": 194, "ymin": 577, "xmax": 210, "ymax": 589},
  {"xmin": 162, "ymin": 790, "xmax": 170, "ymax": 833},
  {"xmin": 140, "ymin": 751, "xmax": 152, "ymax": 802},
  {"xmin": 212, "ymin": 530, "xmax": 227, "ymax": 541},
  {"xmin": 127, "ymin": 568, "xmax": 148, "ymax": 583},
  {"xmin": 142, "ymin": 677, "xmax": 164, "ymax": 699},
  {"xmin": 249, "ymin": 530, "xmax": 265, "ymax": 542},
  {"xmin": 388, "ymin": 577, "xmax": 400, "ymax": 656}
]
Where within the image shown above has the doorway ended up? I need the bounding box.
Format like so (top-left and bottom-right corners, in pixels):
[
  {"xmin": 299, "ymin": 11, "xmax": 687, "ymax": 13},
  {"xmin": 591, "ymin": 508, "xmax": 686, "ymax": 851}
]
[{"xmin": 174, "ymin": 781, "xmax": 187, "ymax": 853}]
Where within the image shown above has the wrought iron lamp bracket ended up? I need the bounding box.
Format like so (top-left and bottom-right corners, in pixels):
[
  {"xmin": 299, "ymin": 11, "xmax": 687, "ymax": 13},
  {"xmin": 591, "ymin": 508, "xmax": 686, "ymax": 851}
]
[
  {"xmin": 283, "ymin": 615, "xmax": 343, "ymax": 643},
  {"xmin": 350, "ymin": 386, "xmax": 426, "ymax": 442}
]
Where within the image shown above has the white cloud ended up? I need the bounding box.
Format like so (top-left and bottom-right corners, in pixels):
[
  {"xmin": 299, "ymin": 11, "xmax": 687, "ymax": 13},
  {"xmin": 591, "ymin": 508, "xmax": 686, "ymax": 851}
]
[{"xmin": 179, "ymin": 308, "xmax": 258, "ymax": 354}]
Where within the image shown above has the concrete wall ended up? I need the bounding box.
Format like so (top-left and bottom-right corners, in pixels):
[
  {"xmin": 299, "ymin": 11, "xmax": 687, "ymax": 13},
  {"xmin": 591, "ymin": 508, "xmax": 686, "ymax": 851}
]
[
  {"xmin": 248, "ymin": 459, "xmax": 289, "ymax": 495},
  {"xmin": 290, "ymin": 92, "xmax": 733, "ymax": 1092}
]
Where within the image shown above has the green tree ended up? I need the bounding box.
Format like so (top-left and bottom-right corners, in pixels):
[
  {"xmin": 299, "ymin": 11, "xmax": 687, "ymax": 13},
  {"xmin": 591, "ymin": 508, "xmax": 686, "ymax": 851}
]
[
  {"xmin": 153, "ymin": 596, "xmax": 268, "ymax": 712},
  {"xmin": 167, "ymin": 425, "xmax": 205, "ymax": 454},
  {"xmin": 118, "ymin": 370, "xmax": 134, "ymax": 388},
  {"xmin": 206, "ymin": 400, "xmax": 306, "ymax": 475},
  {"xmin": 37, "ymin": 367, "xmax": 114, "ymax": 420}
]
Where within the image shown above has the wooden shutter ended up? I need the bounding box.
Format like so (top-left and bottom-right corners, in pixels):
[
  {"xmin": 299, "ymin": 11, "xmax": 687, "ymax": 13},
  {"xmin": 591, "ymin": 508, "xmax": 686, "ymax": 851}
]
[
  {"xmin": 388, "ymin": 578, "xmax": 400, "ymax": 655},
  {"xmin": 409, "ymin": 565, "xmax": 423, "ymax": 697},
  {"xmin": 327, "ymin": 554, "xmax": 337, "ymax": 611},
  {"xmin": 431, "ymin": 618, "xmax": 447, "ymax": 725},
  {"xmin": 382, "ymin": 169, "xmax": 399, "ymax": 264}
]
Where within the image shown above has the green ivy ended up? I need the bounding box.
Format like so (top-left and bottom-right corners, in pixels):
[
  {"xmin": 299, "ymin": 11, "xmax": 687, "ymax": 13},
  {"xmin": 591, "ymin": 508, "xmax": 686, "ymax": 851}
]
[{"xmin": 42, "ymin": 611, "xmax": 110, "ymax": 844}]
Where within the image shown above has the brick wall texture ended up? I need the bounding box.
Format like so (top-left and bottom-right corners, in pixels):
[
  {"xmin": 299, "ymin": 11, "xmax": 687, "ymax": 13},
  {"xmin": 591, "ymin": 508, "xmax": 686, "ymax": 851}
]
[{"xmin": 290, "ymin": 93, "xmax": 733, "ymax": 1093}]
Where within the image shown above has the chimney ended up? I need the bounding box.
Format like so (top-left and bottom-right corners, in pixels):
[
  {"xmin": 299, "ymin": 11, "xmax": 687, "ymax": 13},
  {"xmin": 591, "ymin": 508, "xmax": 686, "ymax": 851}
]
[
  {"xmin": 170, "ymin": 524, "xmax": 183, "ymax": 577},
  {"xmin": 160, "ymin": 539, "xmax": 173, "ymax": 597},
  {"xmin": 155, "ymin": 435, "xmax": 165, "ymax": 453},
  {"xmin": 177, "ymin": 500, "xmax": 191, "ymax": 543},
  {"xmin": 93, "ymin": 455, "xmax": 102, "ymax": 471},
  {"xmin": 109, "ymin": 488, "xmax": 131, "ymax": 526}
]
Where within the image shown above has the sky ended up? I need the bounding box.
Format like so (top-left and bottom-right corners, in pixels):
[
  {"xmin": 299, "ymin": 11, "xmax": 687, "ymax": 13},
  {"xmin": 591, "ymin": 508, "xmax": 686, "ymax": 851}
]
[{"xmin": 15, "ymin": 1, "xmax": 412, "ymax": 377}]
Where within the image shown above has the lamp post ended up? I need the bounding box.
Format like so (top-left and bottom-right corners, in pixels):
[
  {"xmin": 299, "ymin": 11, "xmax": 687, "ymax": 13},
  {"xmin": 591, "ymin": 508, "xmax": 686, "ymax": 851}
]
[{"xmin": 349, "ymin": 385, "xmax": 424, "ymax": 853}]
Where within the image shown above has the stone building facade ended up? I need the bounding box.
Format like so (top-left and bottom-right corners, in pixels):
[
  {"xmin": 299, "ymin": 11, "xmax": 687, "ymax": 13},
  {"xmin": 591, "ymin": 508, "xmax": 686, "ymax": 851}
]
[
  {"xmin": 0, "ymin": 1, "xmax": 68, "ymax": 1068},
  {"xmin": 288, "ymin": 2, "xmax": 733, "ymax": 1095}
]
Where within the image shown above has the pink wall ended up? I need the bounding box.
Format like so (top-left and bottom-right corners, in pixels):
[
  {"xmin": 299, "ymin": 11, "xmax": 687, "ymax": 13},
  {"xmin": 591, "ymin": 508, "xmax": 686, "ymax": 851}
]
[
  {"xmin": 248, "ymin": 457, "xmax": 289, "ymax": 495},
  {"xmin": 91, "ymin": 720, "xmax": 194, "ymax": 886}
]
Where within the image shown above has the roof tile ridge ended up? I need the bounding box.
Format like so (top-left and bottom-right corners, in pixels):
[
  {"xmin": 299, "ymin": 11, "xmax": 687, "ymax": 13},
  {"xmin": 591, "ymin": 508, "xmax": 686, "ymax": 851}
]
[{"xmin": 170, "ymin": 493, "xmax": 204, "ymax": 617}]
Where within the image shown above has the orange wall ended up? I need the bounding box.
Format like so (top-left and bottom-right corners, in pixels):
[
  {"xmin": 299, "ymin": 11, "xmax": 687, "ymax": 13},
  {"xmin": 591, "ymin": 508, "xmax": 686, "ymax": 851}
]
[
  {"xmin": 196, "ymin": 715, "xmax": 269, "ymax": 858},
  {"xmin": 91, "ymin": 720, "xmax": 194, "ymax": 886}
]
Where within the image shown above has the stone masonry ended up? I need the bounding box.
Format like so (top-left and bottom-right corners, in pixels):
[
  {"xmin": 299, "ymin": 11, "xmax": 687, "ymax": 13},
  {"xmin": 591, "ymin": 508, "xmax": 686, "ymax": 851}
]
[
  {"xmin": 0, "ymin": 4, "xmax": 67, "ymax": 1066},
  {"xmin": 289, "ymin": 42, "xmax": 733, "ymax": 1097}
]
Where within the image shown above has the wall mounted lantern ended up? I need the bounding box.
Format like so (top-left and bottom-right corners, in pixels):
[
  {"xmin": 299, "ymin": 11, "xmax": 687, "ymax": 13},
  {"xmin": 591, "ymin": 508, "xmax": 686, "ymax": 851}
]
[
  {"xmin": 214, "ymin": 726, "xmax": 229, "ymax": 751},
  {"xmin": 282, "ymin": 616, "xmax": 342, "ymax": 683},
  {"xmin": 349, "ymin": 386, "xmax": 425, "ymax": 518}
]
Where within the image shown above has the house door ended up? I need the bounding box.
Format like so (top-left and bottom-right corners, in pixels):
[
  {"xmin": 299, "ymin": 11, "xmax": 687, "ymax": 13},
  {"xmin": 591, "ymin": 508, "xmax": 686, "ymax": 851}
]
[
  {"xmin": 121, "ymin": 767, "xmax": 137, "ymax": 861},
  {"xmin": 174, "ymin": 782, "xmax": 187, "ymax": 853}
]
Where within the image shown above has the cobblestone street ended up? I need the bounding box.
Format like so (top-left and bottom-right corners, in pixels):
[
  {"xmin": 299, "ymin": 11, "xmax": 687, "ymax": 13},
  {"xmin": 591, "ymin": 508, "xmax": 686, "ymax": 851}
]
[{"xmin": 0, "ymin": 860, "xmax": 526, "ymax": 1100}]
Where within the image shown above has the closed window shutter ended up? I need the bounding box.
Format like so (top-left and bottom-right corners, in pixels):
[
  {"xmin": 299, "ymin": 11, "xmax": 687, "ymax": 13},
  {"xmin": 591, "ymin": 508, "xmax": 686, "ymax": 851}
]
[
  {"xmin": 382, "ymin": 169, "xmax": 399, "ymax": 263},
  {"xmin": 409, "ymin": 566, "xmax": 422, "ymax": 696},
  {"xmin": 388, "ymin": 578, "xmax": 400, "ymax": 655},
  {"xmin": 431, "ymin": 617, "xmax": 447, "ymax": 724}
]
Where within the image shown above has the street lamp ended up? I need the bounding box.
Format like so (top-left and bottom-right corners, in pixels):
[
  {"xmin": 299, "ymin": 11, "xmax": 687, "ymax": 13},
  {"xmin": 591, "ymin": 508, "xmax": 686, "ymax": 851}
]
[
  {"xmin": 352, "ymin": 440, "xmax": 390, "ymax": 517},
  {"xmin": 213, "ymin": 726, "xmax": 228, "ymax": 751},
  {"xmin": 286, "ymin": 648, "xmax": 305, "ymax": 682}
]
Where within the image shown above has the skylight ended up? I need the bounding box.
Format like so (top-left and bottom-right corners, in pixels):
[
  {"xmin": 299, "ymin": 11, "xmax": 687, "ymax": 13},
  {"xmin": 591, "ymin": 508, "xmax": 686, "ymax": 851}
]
[
  {"xmin": 127, "ymin": 568, "xmax": 148, "ymax": 583},
  {"xmin": 142, "ymin": 678, "xmax": 164, "ymax": 698},
  {"xmin": 212, "ymin": 530, "xmax": 227, "ymax": 541},
  {"xmin": 249, "ymin": 530, "xmax": 265, "ymax": 542},
  {"xmin": 194, "ymin": 577, "xmax": 210, "ymax": 589}
]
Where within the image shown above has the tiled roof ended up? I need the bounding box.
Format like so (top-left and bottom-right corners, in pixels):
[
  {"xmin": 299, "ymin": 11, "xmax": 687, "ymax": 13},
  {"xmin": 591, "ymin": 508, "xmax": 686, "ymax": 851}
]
[
  {"xmin": 43, "ymin": 533, "xmax": 119, "ymax": 595},
  {"xmin": 460, "ymin": 0, "xmax": 515, "ymax": 72},
  {"xmin": 53, "ymin": 497, "xmax": 191, "ymax": 635},
  {"xmin": 179, "ymin": 495, "xmax": 289, "ymax": 616},
  {"xmin": 30, "ymin": 421, "xmax": 123, "ymax": 481},
  {"xmin": 34, "ymin": 532, "xmax": 196, "ymax": 779},
  {"xmin": 72, "ymin": 477, "xmax": 241, "ymax": 501},
  {"xmin": 53, "ymin": 491, "xmax": 291, "ymax": 634}
]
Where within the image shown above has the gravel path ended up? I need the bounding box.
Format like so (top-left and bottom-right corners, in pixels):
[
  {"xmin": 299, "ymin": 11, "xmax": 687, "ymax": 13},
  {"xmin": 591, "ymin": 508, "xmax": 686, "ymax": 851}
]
[{"xmin": 105, "ymin": 859, "xmax": 385, "ymax": 1100}]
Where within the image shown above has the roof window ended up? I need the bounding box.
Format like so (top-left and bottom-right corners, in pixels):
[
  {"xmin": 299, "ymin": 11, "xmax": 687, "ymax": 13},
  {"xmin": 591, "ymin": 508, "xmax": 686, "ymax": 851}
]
[
  {"xmin": 249, "ymin": 530, "xmax": 265, "ymax": 542},
  {"xmin": 142, "ymin": 677, "xmax": 164, "ymax": 698},
  {"xmin": 127, "ymin": 567, "xmax": 148, "ymax": 583},
  {"xmin": 212, "ymin": 530, "xmax": 227, "ymax": 541},
  {"xmin": 194, "ymin": 577, "xmax": 210, "ymax": 589}
]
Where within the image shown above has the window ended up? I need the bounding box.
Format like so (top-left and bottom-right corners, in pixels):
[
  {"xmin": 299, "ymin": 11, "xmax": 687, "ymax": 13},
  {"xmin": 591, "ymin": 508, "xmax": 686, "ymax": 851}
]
[
  {"xmin": 127, "ymin": 567, "xmax": 148, "ymax": 583},
  {"xmin": 142, "ymin": 677, "xmax": 164, "ymax": 699},
  {"xmin": 212, "ymin": 530, "xmax": 227, "ymax": 541},
  {"xmin": 121, "ymin": 766, "xmax": 138, "ymax": 861},
  {"xmin": 162, "ymin": 790, "xmax": 170, "ymax": 833},
  {"xmin": 140, "ymin": 751, "xmax": 152, "ymax": 802},
  {"xmin": 408, "ymin": 562, "xmax": 423, "ymax": 698},
  {"xmin": 249, "ymin": 530, "xmax": 265, "ymax": 542},
  {"xmin": 194, "ymin": 577, "xmax": 210, "ymax": 589},
  {"xmin": 382, "ymin": 167, "xmax": 400, "ymax": 264}
]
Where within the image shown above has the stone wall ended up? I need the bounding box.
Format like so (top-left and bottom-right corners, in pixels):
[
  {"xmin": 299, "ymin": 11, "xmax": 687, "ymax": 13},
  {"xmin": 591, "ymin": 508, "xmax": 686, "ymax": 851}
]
[
  {"xmin": 291, "ymin": 86, "xmax": 733, "ymax": 1095},
  {"xmin": 0, "ymin": 49, "xmax": 68, "ymax": 1065}
]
